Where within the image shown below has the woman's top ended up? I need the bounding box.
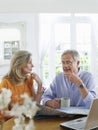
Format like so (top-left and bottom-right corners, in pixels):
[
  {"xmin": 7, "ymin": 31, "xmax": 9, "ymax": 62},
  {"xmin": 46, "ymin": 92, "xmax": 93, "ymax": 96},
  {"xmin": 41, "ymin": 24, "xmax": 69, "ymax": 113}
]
[{"xmin": 0, "ymin": 75, "xmax": 33, "ymax": 121}]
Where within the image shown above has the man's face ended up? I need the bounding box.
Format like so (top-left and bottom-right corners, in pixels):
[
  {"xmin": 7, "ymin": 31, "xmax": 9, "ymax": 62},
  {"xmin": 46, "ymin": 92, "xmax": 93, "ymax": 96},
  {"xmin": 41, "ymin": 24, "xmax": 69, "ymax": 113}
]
[{"xmin": 61, "ymin": 54, "xmax": 79, "ymax": 74}]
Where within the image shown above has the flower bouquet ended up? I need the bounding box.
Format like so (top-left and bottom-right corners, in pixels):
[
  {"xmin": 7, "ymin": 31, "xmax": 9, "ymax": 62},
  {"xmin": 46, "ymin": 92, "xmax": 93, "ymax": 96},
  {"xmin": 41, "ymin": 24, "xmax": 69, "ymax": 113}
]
[{"xmin": 0, "ymin": 88, "xmax": 39, "ymax": 130}]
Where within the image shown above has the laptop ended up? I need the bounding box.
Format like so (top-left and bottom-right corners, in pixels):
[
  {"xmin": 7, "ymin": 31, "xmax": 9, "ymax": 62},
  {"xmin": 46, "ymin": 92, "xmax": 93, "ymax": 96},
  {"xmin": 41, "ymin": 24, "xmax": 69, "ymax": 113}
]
[{"xmin": 60, "ymin": 98, "xmax": 98, "ymax": 130}]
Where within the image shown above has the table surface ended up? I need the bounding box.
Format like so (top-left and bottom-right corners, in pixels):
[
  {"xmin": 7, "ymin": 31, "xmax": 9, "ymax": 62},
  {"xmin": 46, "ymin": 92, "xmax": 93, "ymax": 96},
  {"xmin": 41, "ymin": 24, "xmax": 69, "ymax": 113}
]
[{"xmin": 0, "ymin": 115, "xmax": 83, "ymax": 130}]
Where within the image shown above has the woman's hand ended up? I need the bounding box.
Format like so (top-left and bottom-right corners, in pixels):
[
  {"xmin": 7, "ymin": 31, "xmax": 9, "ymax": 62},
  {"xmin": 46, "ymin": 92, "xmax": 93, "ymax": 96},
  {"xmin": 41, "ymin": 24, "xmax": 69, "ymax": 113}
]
[
  {"xmin": 31, "ymin": 72, "xmax": 42, "ymax": 87},
  {"xmin": 31, "ymin": 72, "xmax": 45, "ymax": 103},
  {"xmin": 31, "ymin": 72, "xmax": 42, "ymax": 94}
]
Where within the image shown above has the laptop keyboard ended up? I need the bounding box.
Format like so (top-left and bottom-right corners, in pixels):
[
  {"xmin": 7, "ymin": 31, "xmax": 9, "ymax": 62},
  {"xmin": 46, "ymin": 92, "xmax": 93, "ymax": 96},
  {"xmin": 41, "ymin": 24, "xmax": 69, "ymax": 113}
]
[{"xmin": 61, "ymin": 117, "xmax": 87, "ymax": 130}]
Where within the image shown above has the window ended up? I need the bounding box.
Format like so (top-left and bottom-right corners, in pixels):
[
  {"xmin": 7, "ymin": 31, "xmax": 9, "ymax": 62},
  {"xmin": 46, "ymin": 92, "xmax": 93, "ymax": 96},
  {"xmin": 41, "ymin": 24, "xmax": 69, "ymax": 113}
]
[
  {"xmin": 39, "ymin": 13, "xmax": 98, "ymax": 88},
  {"xmin": 0, "ymin": 23, "xmax": 26, "ymax": 65},
  {"xmin": 4, "ymin": 40, "xmax": 19, "ymax": 60}
]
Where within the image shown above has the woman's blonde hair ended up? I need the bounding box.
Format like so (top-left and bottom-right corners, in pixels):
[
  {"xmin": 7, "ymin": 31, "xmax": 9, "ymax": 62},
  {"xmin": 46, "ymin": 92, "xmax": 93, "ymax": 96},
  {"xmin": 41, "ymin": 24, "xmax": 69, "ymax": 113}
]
[{"xmin": 5, "ymin": 50, "xmax": 32, "ymax": 84}]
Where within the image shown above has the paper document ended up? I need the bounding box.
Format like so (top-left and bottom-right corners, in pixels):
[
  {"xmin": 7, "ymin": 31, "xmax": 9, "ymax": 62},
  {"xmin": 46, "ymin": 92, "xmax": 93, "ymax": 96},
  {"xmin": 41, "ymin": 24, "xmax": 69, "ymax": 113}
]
[
  {"xmin": 37, "ymin": 105, "xmax": 66, "ymax": 116},
  {"xmin": 56, "ymin": 107, "xmax": 89, "ymax": 115},
  {"xmin": 37, "ymin": 105, "xmax": 89, "ymax": 117}
]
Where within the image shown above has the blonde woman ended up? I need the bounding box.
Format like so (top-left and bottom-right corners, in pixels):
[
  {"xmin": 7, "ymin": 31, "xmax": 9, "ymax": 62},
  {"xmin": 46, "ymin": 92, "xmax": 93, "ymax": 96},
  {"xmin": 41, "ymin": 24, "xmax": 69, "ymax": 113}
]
[{"xmin": 0, "ymin": 50, "xmax": 43, "ymax": 120}]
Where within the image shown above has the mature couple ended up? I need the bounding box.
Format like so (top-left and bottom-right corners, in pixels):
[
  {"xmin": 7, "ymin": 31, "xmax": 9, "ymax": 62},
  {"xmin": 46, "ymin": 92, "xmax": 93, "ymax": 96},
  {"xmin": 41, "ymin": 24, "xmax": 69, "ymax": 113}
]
[{"xmin": 0, "ymin": 49, "xmax": 97, "ymax": 121}]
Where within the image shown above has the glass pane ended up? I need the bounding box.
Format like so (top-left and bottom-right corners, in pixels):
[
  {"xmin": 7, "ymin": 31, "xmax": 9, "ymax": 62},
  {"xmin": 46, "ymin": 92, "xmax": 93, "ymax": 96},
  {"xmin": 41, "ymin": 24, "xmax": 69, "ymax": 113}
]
[
  {"xmin": 4, "ymin": 41, "xmax": 20, "ymax": 60},
  {"xmin": 0, "ymin": 28, "xmax": 21, "ymax": 60},
  {"xmin": 54, "ymin": 23, "xmax": 71, "ymax": 50},
  {"xmin": 77, "ymin": 23, "xmax": 91, "ymax": 44},
  {"xmin": 54, "ymin": 23, "xmax": 70, "ymax": 75},
  {"xmin": 76, "ymin": 23, "xmax": 91, "ymax": 71}
]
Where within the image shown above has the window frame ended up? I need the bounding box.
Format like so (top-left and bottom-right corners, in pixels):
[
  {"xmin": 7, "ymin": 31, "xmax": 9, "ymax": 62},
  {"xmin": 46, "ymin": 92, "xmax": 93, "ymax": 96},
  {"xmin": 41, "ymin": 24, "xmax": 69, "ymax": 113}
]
[
  {"xmin": 0, "ymin": 22, "xmax": 26, "ymax": 66},
  {"xmin": 40, "ymin": 14, "xmax": 97, "ymax": 87}
]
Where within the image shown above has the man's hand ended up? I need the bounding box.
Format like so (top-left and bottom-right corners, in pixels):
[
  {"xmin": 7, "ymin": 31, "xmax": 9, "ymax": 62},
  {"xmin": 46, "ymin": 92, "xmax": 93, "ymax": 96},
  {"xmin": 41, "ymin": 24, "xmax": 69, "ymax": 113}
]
[
  {"xmin": 65, "ymin": 72, "xmax": 82, "ymax": 86},
  {"xmin": 45, "ymin": 98, "xmax": 61, "ymax": 108}
]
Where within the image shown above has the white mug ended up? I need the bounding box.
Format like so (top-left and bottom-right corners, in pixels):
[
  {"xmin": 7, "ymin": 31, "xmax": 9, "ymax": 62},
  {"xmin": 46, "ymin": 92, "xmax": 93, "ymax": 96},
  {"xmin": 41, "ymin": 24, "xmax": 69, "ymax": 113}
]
[{"xmin": 61, "ymin": 97, "xmax": 70, "ymax": 108}]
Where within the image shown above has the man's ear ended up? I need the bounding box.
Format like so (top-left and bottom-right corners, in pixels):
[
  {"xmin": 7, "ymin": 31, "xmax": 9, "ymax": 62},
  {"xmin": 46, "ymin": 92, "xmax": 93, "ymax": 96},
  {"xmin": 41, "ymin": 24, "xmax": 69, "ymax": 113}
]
[{"xmin": 77, "ymin": 61, "xmax": 80, "ymax": 66}]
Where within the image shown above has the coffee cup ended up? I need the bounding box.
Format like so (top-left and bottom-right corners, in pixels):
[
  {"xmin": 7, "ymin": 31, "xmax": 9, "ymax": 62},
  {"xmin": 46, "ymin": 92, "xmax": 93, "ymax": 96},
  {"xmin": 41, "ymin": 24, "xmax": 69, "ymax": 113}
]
[{"xmin": 61, "ymin": 97, "xmax": 70, "ymax": 108}]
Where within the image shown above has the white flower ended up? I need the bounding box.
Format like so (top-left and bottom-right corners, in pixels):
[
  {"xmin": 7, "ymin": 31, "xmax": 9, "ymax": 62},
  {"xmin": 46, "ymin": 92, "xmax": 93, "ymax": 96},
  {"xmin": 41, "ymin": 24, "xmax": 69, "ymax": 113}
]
[
  {"xmin": 11, "ymin": 93, "xmax": 39, "ymax": 118},
  {"xmin": 0, "ymin": 88, "xmax": 12, "ymax": 110},
  {"xmin": 25, "ymin": 119, "xmax": 35, "ymax": 130},
  {"xmin": 0, "ymin": 89, "xmax": 38, "ymax": 130},
  {"xmin": 11, "ymin": 93, "xmax": 39, "ymax": 130},
  {"xmin": 13, "ymin": 125, "xmax": 24, "ymax": 130},
  {"xmin": 10, "ymin": 103, "xmax": 27, "ymax": 116},
  {"xmin": 14, "ymin": 116, "xmax": 25, "ymax": 125},
  {"xmin": 21, "ymin": 94, "xmax": 39, "ymax": 118},
  {"xmin": 13, "ymin": 116, "xmax": 25, "ymax": 130}
]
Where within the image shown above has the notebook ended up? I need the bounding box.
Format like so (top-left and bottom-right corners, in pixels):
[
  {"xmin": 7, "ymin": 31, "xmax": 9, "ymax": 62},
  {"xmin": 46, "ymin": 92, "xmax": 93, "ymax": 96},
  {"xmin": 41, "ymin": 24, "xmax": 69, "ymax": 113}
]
[{"xmin": 60, "ymin": 98, "xmax": 98, "ymax": 130}]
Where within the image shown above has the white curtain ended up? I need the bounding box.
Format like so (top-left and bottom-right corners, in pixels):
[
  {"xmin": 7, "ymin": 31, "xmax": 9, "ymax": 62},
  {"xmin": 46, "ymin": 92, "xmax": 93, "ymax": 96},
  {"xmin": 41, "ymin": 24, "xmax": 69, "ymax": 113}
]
[{"xmin": 39, "ymin": 22, "xmax": 53, "ymax": 79}]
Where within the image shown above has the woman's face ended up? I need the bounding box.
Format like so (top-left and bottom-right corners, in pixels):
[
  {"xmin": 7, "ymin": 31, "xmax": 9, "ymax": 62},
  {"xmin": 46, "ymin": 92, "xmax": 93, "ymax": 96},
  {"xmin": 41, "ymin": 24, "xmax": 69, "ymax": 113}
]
[{"xmin": 22, "ymin": 56, "xmax": 34, "ymax": 75}]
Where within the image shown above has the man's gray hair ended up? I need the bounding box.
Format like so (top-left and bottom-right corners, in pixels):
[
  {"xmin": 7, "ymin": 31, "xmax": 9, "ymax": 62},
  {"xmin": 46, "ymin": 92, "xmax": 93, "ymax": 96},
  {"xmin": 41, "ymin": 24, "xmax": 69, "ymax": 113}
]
[{"xmin": 61, "ymin": 50, "xmax": 80, "ymax": 61}]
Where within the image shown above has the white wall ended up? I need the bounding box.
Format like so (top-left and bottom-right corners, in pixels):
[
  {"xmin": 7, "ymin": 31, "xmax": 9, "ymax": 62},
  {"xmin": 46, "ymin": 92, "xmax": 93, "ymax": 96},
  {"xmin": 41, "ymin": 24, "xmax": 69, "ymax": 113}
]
[
  {"xmin": 0, "ymin": 0, "xmax": 98, "ymax": 13},
  {"xmin": 0, "ymin": 13, "xmax": 40, "ymax": 79}
]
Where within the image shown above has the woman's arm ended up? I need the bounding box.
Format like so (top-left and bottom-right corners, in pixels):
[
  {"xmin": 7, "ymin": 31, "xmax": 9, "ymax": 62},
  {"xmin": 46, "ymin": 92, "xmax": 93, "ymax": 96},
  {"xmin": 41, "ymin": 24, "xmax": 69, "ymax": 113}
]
[{"xmin": 31, "ymin": 73, "xmax": 43, "ymax": 103}]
